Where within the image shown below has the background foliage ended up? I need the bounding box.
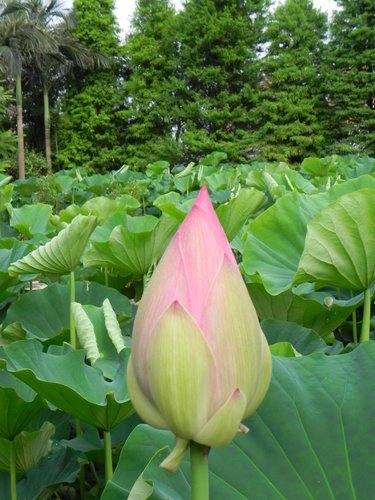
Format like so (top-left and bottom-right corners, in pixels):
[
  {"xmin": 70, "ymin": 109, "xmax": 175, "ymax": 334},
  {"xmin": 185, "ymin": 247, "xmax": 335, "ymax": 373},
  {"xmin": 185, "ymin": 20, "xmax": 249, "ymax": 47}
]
[{"xmin": 0, "ymin": 0, "xmax": 373, "ymax": 173}]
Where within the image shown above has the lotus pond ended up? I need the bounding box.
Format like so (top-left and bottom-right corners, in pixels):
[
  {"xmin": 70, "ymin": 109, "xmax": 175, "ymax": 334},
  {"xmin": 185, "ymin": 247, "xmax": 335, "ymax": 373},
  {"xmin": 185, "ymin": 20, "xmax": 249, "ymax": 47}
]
[{"xmin": 0, "ymin": 152, "xmax": 374, "ymax": 499}]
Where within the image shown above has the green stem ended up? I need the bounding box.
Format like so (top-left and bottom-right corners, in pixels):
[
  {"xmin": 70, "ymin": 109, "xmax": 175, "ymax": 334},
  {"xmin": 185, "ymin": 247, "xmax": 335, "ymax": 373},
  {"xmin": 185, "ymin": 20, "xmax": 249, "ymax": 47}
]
[
  {"xmin": 43, "ymin": 83, "xmax": 52, "ymax": 172},
  {"xmin": 352, "ymin": 309, "xmax": 358, "ymax": 344},
  {"xmin": 15, "ymin": 74, "xmax": 25, "ymax": 180},
  {"xmin": 104, "ymin": 267, "xmax": 109, "ymax": 288},
  {"xmin": 89, "ymin": 461, "xmax": 100, "ymax": 486},
  {"xmin": 9, "ymin": 439, "xmax": 17, "ymax": 500},
  {"xmin": 350, "ymin": 291, "xmax": 358, "ymax": 343},
  {"xmin": 103, "ymin": 431, "xmax": 113, "ymax": 482},
  {"xmin": 190, "ymin": 442, "xmax": 209, "ymax": 500},
  {"xmin": 70, "ymin": 271, "xmax": 76, "ymax": 349},
  {"xmin": 74, "ymin": 419, "xmax": 86, "ymax": 497},
  {"xmin": 360, "ymin": 288, "xmax": 372, "ymax": 342}
]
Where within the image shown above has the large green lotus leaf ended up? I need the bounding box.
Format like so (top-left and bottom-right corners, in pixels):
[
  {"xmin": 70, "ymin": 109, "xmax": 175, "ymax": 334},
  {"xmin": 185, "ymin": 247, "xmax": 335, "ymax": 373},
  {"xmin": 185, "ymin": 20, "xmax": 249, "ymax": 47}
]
[
  {"xmin": 83, "ymin": 173, "xmax": 112, "ymax": 195},
  {"xmin": 82, "ymin": 239, "xmax": 128, "ymax": 272},
  {"xmin": 107, "ymin": 214, "xmax": 179, "ymax": 276},
  {"xmin": 2, "ymin": 340, "xmax": 133, "ymax": 430},
  {"xmin": 12, "ymin": 177, "xmax": 39, "ymax": 199},
  {"xmin": 269, "ymin": 341, "xmax": 300, "ymax": 357},
  {"xmin": 90, "ymin": 213, "xmax": 129, "ymax": 243},
  {"xmin": 61, "ymin": 426, "xmax": 102, "ymax": 453},
  {"xmin": 0, "ymin": 370, "xmax": 46, "ymax": 439},
  {"xmin": 57, "ymin": 203, "xmax": 83, "ymax": 224},
  {"xmin": 84, "ymin": 214, "xmax": 176, "ymax": 275},
  {"xmin": 243, "ymin": 176, "xmax": 375, "ymax": 294},
  {"xmin": 247, "ymin": 283, "xmax": 360, "ymax": 340},
  {"xmin": 216, "ymin": 188, "xmax": 265, "ymax": 241},
  {"xmin": 146, "ymin": 160, "xmax": 170, "ymax": 179},
  {"xmin": 295, "ymin": 189, "xmax": 375, "ymax": 290},
  {"xmin": 0, "ymin": 238, "xmax": 30, "ymax": 291},
  {"xmin": 52, "ymin": 171, "xmax": 76, "ymax": 194},
  {"xmin": 0, "ymin": 446, "xmax": 81, "ymax": 500},
  {"xmin": 103, "ymin": 341, "xmax": 375, "ymax": 499},
  {"xmin": 199, "ymin": 151, "xmax": 228, "ymax": 168},
  {"xmin": 16, "ymin": 446, "xmax": 81, "ymax": 500},
  {"xmin": 115, "ymin": 194, "xmax": 141, "ymax": 211},
  {"xmin": 204, "ymin": 171, "xmax": 236, "ymax": 192},
  {"xmin": 247, "ymin": 163, "xmax": 316, "ymax": 198},
  {"xmin": 8, "ymin": 203, "xmax": 55, "ymax": 238},
  {"xmin": 0, "ymin": 421, "xmax": 54, "ymax": 476},
  {"xmin": 8, "ymin": 215, "xmax": 97, "ymax": 276},
  {"xmin": 153, "ymin": 192, "xmax": 190, "ymax": 221},
  {"xmin": 300, "ymin": 157, "xmax": 329, "ymax": 177},
  {"xmin": 81, "ymin": 196, "xmax": 128, "ymax": 223},
  {"xmin": 1, "ymin": 281, "xmax": 133, "ymax": 342},
  {"xmin": 82, "ymin": 213, "xmax": 130, "ymax": 270},
  {"xmin": 261, "ymin": 319, "xmax": 327, "ymax": 355},
  {"xmin": 0, "ymin": 184, "xmax": 13, "ymax": 212}
]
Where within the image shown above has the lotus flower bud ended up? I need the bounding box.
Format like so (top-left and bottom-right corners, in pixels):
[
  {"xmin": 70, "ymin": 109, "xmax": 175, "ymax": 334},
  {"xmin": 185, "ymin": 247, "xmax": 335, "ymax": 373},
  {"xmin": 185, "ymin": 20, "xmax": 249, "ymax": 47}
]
[{"xmin": 127, "ymin": 186, "xmax": 272, "ymax": 470}]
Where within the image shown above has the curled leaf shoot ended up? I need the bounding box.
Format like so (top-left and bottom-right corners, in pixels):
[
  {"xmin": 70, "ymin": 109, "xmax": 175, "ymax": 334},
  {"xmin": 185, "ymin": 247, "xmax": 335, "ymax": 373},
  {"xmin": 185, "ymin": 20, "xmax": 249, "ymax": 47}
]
[
  {"xmin": 103, "ymin": 298, "xmax": 125, "ymax": 353},
  {"xmin": 72, "ymin": 302, "xmax": 100, "ymax": 364}
]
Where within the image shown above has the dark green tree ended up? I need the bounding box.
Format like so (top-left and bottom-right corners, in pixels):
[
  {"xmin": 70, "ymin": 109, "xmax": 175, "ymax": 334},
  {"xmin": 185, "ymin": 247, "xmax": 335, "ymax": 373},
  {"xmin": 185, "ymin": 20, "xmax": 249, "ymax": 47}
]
[
  {"xmin": 56, "ymin": 0, "xmax": 125, "ymax": 171},
  {"xmin": 325, "ymin": 0, "xmax": 375, "ymax": 155},
  {"xmin": 251, "ymin": 0, "xmax": 328, "ymax": 163},
  {"xmin": 176, "ymin": 0, "xmax": 270, "ymax": 162},
  {"xmin": 122, "ymin": 0, "xmax": 180, "ymax": 168}
]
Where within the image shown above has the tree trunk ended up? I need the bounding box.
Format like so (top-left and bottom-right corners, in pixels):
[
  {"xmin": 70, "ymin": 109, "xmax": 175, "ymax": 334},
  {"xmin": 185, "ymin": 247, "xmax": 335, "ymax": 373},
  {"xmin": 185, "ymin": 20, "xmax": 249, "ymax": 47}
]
[
  {"xmin": 15, "ymin": 75, "xmax": 25, "ymax": 180},
  {"xmin": 43, "ymin": 83, "xmax": 52, "ymax": 172}
]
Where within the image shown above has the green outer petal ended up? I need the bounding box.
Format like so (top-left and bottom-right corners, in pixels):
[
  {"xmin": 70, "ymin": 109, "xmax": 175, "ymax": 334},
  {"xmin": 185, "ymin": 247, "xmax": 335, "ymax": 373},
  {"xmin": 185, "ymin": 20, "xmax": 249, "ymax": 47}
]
[
  {"xmin": 195, "ymin": 388, "xmax": 247, "ymax": 447},
  {"xmin": 147, "ymin": 301, "xmax": 215, "ymax": 440},
  {"xmin": 244, "ymin": 332, "xmax": 272, "ymax": 418},
  {"xmin": 127, "ymin": 356, "xmax": 169, "ymax": 430},
  {"xmin": 204, "ymin": 256, "xmax": 272, "ymax": 414},
  {"xmin": 160, "ymin": 437, "xmax": 189, "ymax": 472}
]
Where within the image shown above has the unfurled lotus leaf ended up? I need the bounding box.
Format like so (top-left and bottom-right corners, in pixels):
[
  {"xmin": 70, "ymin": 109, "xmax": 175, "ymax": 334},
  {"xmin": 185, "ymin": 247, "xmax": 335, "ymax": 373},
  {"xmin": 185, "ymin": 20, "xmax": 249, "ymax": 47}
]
[
  {"xmin": 0, "ymin": 422, "xmax": 54, "ymax": 477},
  {"xmin": 2, "ymin": 340, "xmax": 133, "ymax": 431},
  {"xmin": 103, "ymin": 341, "xmax": 375, "ymax": 499},
  {"xmin": 0, "ymin": 370, "xmax": 46, "ymax": 440},
  {"xmin": 8, "ymin": 203, "xmax": 55, "ymax": 239},
  {"xmin": 216, "ymin": 187, "xmax": 265, "ymax": 241},
  {"xmin": 8, "ymin": 215, "xmax": 97, "ymax": 276},
  {"xmin": 82, "ymin": 197, "xmax": 128, "ymax": 223},
  {"xmin": 84, "ymin": 214, "xmax": 179, "ymax": 277},
  {"xmin": 294, "ymin": 188, "xmax": 375, "ymax": 290},
  {"xmin": 243, "ymin": 176, "xmax": 375, "ymax": 294},
  {"xmin": 247, "ymin": 282, "xmax": 362, "ymax": 340}
]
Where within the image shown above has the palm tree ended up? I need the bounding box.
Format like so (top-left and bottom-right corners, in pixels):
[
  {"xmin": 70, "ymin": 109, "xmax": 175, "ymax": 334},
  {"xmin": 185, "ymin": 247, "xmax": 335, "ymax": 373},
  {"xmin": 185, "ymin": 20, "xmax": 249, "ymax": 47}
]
[
  {"xmin": 6, "ymin": 0, "xmax": 110, "ymax": 171},
  {"xmin": 0, "ymin": 0, "xmax": 58, "ymax": 178}
]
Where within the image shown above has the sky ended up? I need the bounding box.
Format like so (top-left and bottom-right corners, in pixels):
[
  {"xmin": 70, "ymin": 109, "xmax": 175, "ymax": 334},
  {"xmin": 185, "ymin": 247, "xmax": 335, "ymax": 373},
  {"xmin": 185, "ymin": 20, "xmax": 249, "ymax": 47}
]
[{"xmin": 64, "ymin": 1, "xmax": 338, "ymax": 36}]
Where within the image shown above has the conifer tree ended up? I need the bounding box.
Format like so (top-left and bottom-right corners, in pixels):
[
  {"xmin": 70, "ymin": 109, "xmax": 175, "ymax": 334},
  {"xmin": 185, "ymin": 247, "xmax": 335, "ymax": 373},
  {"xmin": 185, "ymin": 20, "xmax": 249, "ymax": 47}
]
[
  {"xmin": 122, "ymin": 0, "xmax": 180, "ymax": 167},
  {"xmin": 252, "ymin": 0, "xmax": 327, "ymax": 163},
  {"xmin": 325, "ymin": 0, "xmax": 375, "ymax": 155},
  {"xmin": 56, "ymin": 0, "xmax": 125, "ymax": 171},
  {"xmin": 176, "ymin": 0, "xmax": 270, "ymax": 161}
]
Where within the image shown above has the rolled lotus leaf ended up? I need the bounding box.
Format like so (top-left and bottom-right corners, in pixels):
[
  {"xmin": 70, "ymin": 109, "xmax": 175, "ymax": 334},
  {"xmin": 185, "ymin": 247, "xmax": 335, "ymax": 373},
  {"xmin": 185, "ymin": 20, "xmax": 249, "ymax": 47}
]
[
  {"xmin": 8, "ymin": 215, "xmax": 97, "ymax": 276},
  {"xmin": 72, "ymin": 302, "xmax": 100, "ymax": 364},
  {"xmin": 103, "ymin": 298, "xmax": 125, "ymax": 354}
]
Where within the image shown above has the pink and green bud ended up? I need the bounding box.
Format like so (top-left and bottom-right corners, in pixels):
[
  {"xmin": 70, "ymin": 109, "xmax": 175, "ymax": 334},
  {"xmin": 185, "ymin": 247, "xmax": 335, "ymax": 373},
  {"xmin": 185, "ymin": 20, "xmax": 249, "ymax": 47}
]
[{"xmin": 127, "ymin": 186, "xmax": 272, "ymax": 470}]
